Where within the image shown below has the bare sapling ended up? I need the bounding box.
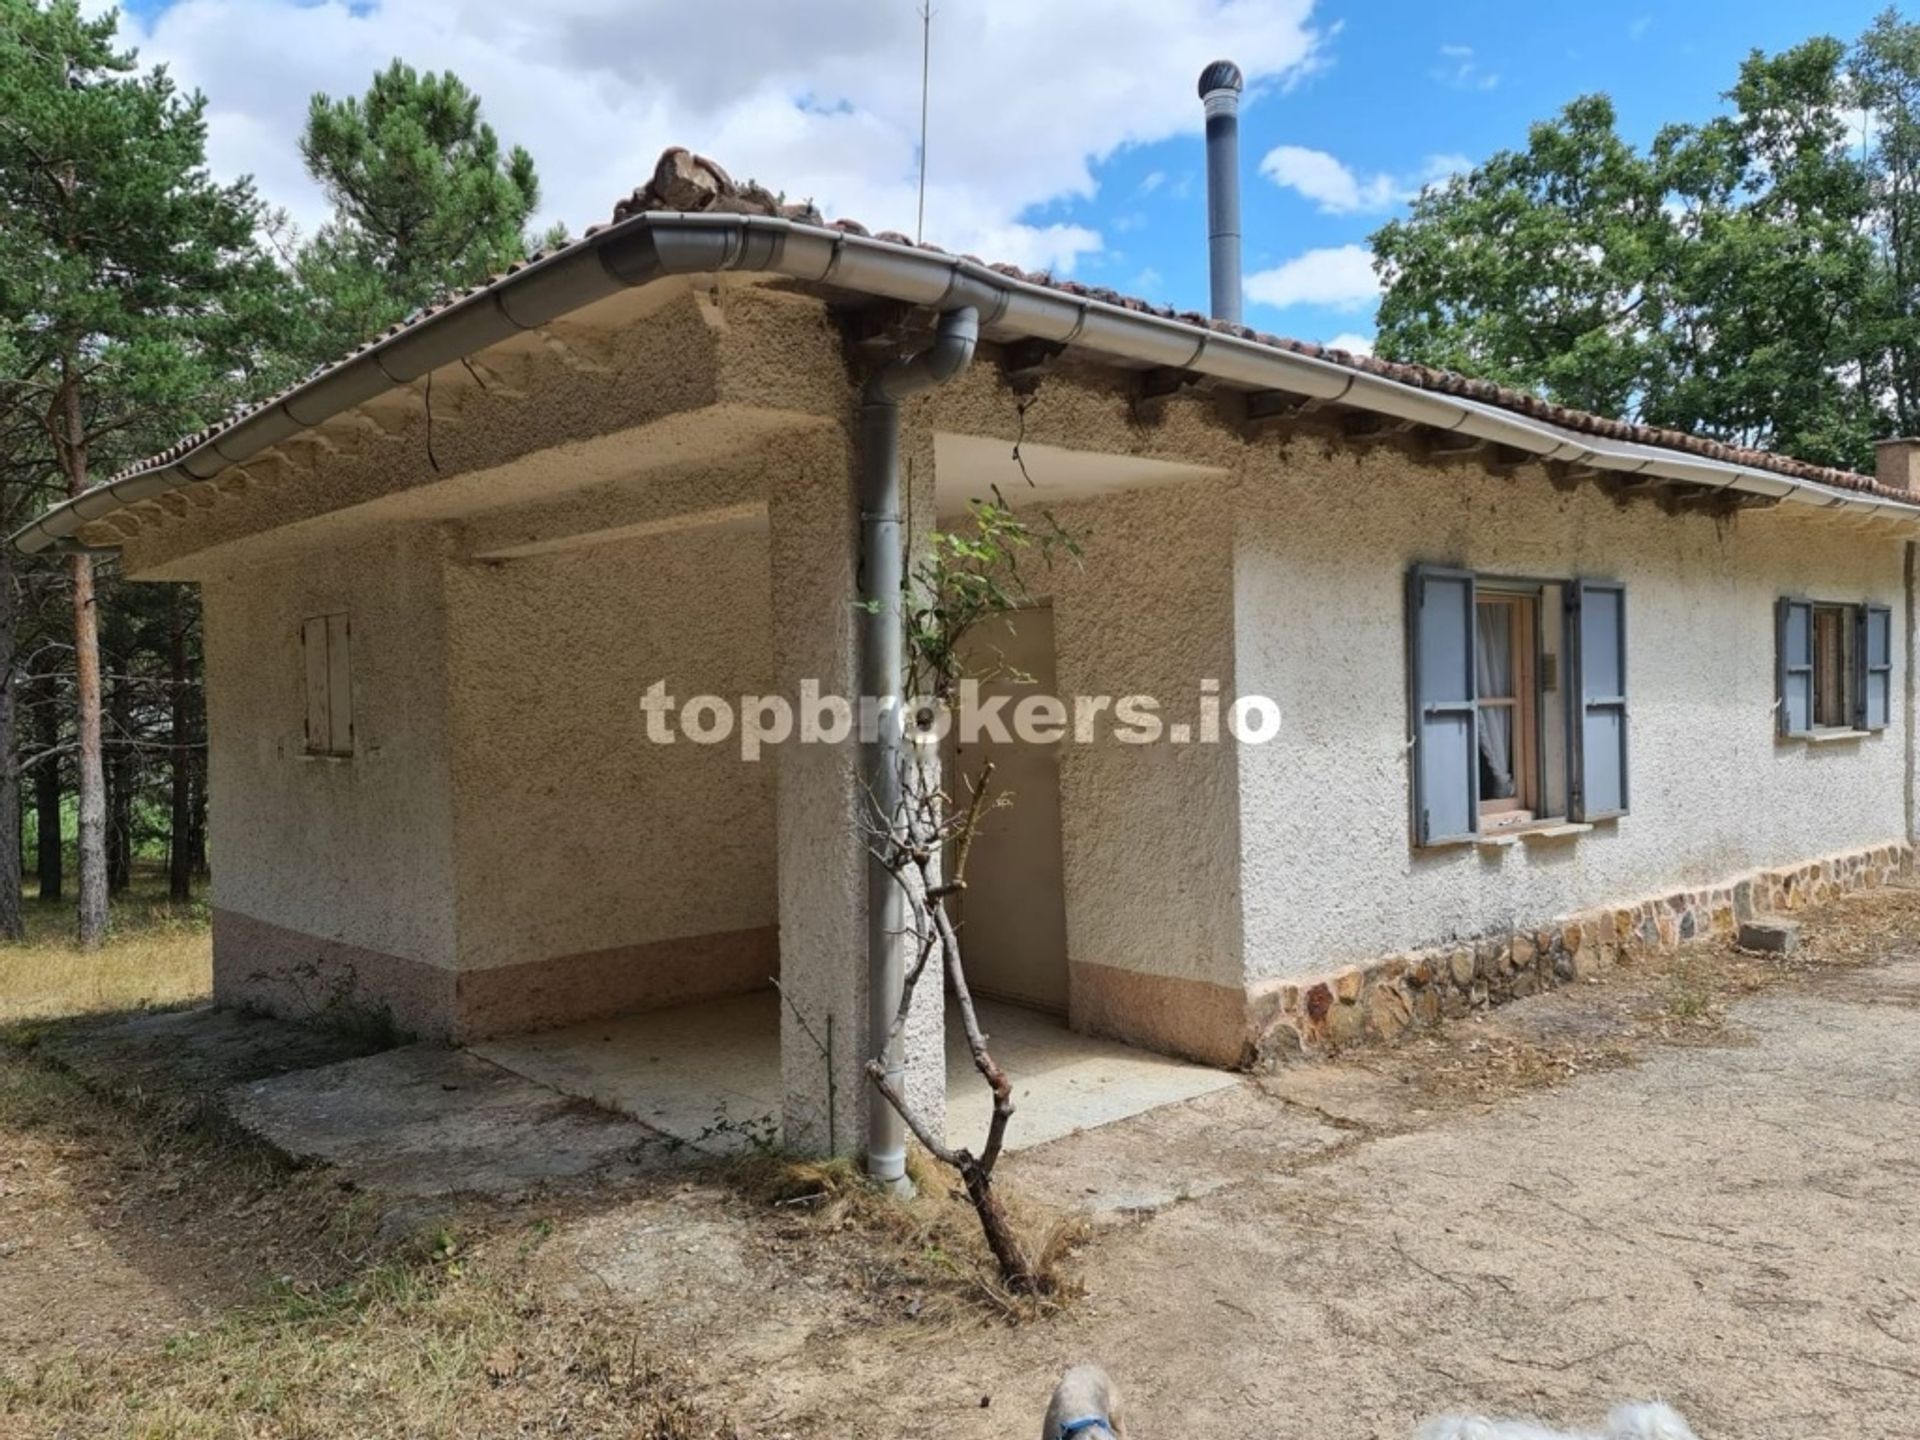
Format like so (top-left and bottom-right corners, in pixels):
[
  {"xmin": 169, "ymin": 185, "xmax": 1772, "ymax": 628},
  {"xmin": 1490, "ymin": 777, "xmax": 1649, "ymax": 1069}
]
[{"xmin": 863, "ymin": 493, "xmax": 1080, "ymax": 1292}]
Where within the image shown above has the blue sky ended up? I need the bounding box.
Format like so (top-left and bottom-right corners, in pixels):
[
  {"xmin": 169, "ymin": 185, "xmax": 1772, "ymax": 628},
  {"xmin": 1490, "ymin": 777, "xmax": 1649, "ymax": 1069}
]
[
  {"xmin": 1051, "ymin": 0, "xmax": 1897, "ymax": 348},
  {"xmin": 110, "ymin": 0, "xmax": 1896, "ymax": 354}
]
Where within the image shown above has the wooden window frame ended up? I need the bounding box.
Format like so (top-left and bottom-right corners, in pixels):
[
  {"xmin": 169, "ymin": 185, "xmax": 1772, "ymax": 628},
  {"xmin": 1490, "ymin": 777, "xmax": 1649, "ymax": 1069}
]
[
  {"xmin": 1475, "ymin": 589, "xmax": 1540, "ymax": 829},
  {"xmin": 1811, "ymin": 602, "xmax": 1854, "ymax": 731}
]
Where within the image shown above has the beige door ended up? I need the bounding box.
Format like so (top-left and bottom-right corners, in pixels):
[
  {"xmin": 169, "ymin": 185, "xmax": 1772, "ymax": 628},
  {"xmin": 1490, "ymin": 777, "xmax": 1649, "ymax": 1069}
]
[{"xmin": 951, "ymin": 606, "xmax": 1070, "ymax": 1013}]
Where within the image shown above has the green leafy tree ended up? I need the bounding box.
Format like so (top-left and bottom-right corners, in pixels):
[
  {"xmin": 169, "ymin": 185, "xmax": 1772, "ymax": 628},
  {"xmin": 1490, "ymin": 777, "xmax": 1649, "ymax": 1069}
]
[
  {"xmin": 1372, "ymin": 25, "xmax": 1903, "ymax": 473},
  {"xmin": 1854, "ymin": 8, "xmax": 1920, "ymax": 436},
  {"xmin": 0, "ymin": 0, "xmax": 282, "ymax": 943},
  {"xmin": 1652, "ymin": 38, "xmax": 1877, "ymax": 463},
  {"xmin": 1372, "ymin": 95, "xmax": 1673, "ymax": 422},
  {"xmin": 293, "ymin": 61, "xmax": 549, "ymax": 363}
]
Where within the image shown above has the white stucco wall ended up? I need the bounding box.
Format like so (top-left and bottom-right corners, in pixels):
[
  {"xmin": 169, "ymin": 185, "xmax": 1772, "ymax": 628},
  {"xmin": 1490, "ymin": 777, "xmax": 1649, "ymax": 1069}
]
[
  {"xmin": 202, "ymin": 525, "xmax": 460, "ymax": 968},
  {"xmin": 441, "ymin": 521, "xmax": 777, "ymax": 971},
  {"xmin": 1044, "ymin": 478, "xmax": 1244, "ymax": 995},
  {"xmin": 1233, "ymin": 447, "xmax": 1910, "ymax": 982}
]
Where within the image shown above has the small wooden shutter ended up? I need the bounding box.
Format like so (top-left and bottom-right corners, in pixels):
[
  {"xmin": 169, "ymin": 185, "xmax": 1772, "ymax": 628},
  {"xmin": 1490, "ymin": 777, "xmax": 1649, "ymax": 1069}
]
[
  {"xmin": 326, "ymin": 613, "xmax": 353, "ymax": 754},
  {"xmin": 1776, "ymin": 598, "xmax": 1813, "ymax": 737},
  {"xmin": 1857, "ymin": 603, "xmax": 1892, "ymax": 732},
  {"xmin": 302, "ymin": 613, "xmax": 353, "ymax": 756},
  {"xmin": 1407, "ymin": 565, "xmax": 1478, "ymax": 846},
  {"xmin": 302, "ymin": 617, "xmax": 331, "ymax": 754},
  {"xmin": 1569, "ymin": 579, "xmax": 1629, "ymax": 821}
]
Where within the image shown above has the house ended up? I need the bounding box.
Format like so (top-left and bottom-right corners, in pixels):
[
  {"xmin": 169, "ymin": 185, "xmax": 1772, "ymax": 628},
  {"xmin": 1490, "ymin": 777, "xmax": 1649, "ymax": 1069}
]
[{"xmin": 19, "ymin": 135, "xmax": 1917, "ymax": 1167}]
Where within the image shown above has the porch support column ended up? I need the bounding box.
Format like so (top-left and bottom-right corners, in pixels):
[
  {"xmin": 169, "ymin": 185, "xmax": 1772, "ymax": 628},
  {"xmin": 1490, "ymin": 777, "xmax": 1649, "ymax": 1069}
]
[{"xmin": 769, "ymin": 427, "xmax": 944, "ymax": 1157}]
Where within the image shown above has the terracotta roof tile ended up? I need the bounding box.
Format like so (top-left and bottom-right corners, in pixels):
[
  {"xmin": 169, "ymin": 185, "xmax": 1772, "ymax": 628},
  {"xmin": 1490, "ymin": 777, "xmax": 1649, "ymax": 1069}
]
[{"xmin": 79, "ymin": 146, "xmax": 1910, "ymax": 509}]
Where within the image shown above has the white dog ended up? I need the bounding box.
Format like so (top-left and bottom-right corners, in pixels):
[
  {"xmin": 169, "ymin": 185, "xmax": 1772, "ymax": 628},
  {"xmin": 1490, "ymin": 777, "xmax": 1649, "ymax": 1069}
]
[
  {"xmin": 1040, "ymin": 1366, "xmax": 1695, "ymax": 1440},
  {"xmin": 1414, "ymin": 1403, "xmax": 1698, "ymax": 1440},
  {"xmin": 1039, "ymin": 1366, "xmax": 1696, "ymax": 1440}
]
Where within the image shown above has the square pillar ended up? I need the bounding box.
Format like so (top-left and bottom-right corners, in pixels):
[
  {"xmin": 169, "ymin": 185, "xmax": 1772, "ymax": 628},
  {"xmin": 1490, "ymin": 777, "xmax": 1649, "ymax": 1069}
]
[{"xmin": 770, "ymin": 426, "xmax": 945, "ymax": 1156}]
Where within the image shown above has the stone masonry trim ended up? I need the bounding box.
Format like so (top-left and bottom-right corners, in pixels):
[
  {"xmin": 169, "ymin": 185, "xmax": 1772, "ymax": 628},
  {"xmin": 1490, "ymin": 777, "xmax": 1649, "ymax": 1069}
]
[{"xmin": 1244, "ymin": 842, "xmax": 1911, "ymax": 1066}]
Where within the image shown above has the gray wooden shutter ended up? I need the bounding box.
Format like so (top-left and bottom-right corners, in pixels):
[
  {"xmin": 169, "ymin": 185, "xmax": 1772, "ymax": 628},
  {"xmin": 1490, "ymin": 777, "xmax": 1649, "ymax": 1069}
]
[
  {"xmin": 1776, "ymin": 598, "xmax": 1812, "ymax": 737},
  {"xmin": 1856, "ymin": 603, "xmax": 1892, "ymax": 732},
  {"xmin": 302, "ymin": 616, "xmax": 331, "ymax": 754},
  {"xmin": 1569, "ymin": 579, "xmax": 1629, "ymax": 821},
  {"xmin": 1407, "ymin": 565, "xmax": 1478, "ymax": 845},
  {"xmin": 326, "ymin": 613, "xmax": 353, "ymax": 754}
]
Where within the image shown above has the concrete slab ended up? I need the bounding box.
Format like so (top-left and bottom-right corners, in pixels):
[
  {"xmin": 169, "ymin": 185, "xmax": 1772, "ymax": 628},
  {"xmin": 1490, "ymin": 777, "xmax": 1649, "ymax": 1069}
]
[
  {"xmin": 225, "ymin": 1044, "xmax": 664, "ymax": 1197},
  {"xmin": 26, "ymin": 1003, "xmax": 388, "ymax": 1099},
  {"xmin": 472, "ymin": 992, "xmax": 1236, "ymax": 1156},
  {"xmin": 944, "ymin": 1000, "xmax": 1239, "ymax": 1152}
]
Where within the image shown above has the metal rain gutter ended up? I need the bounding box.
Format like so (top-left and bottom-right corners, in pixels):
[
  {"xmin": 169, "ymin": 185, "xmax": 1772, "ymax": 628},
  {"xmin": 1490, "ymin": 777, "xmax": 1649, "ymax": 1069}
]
[{"xmin": 17, "ymin": 208, "xmax": 1920, "ymax": 556}]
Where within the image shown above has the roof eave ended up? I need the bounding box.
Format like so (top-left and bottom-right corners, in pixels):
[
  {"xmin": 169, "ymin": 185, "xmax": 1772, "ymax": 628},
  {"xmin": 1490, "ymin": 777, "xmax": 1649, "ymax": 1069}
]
[{"xmin": 16, "ymin": 211, "xmax": 1919, "ymax": 556}]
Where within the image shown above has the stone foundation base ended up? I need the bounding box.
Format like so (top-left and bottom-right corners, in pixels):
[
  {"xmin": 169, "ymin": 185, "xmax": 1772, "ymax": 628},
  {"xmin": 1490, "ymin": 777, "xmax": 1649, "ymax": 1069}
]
[
  {"xmin": 1244, "ymin": 842, "xmax": 1910, "ymax": 1065},
  {"xmin": 213, "ymin": 908, "xmax": 779, "ymax": 1042}
]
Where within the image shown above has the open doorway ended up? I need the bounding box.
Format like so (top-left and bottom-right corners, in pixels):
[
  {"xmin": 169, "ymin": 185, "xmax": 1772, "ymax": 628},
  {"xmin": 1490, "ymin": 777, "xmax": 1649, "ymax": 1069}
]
[{"xmin": 949, "ymin": 604, "xmax": 1071, "ymax": 1013}]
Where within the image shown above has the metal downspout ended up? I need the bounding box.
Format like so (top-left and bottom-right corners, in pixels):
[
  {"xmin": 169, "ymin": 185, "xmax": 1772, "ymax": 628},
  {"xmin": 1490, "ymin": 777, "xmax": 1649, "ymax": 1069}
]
[{"xmin": 859, "ymin": 306, "xmax": 979, "ymax": 1190}]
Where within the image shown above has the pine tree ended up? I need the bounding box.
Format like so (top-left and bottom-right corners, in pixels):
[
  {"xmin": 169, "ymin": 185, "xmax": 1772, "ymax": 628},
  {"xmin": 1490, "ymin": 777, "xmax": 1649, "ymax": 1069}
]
[
  {"xmin": 293, "ymin": 61, "xmax": 548, "ymax": 364},
  {"xmin": 0, "ymin": 0, "xmax": 283, "ymax": 944}
]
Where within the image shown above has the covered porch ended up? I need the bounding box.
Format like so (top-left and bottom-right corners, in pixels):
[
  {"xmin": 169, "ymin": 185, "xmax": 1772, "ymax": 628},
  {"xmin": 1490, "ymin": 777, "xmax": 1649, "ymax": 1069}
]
[
  {"xmin": 98, "ymin": 272, "xmax": 1250, "ymax": 1163},
  {"xmin": 471, "ymin": 993, "xmax": 1237, "ymax": 1156}
]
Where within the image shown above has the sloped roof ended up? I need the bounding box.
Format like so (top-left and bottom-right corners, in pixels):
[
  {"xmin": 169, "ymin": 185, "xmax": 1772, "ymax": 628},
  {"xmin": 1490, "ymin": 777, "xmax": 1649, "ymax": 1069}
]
[{"xmin": 16, "ymin": 148, "xmax": 1915, "ymax": 556}]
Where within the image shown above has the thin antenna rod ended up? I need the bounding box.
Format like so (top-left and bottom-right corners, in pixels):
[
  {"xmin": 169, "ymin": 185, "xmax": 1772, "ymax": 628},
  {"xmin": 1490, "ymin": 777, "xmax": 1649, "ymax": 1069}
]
[{"xmin": 916, "ymin": 1, "xmax": 932, "ymax": 243}]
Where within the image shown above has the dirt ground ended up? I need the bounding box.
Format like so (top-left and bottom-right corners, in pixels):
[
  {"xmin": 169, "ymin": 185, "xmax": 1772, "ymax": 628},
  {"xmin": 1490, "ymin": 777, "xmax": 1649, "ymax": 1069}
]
[{"xmin": 6, "ymin": 888, "xmax": 1920, "ymax": 1438}]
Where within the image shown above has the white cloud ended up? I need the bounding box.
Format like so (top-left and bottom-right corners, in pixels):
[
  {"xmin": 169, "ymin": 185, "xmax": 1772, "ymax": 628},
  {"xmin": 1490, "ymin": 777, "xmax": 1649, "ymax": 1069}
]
[
  {"xmin": 1258, "ymin": 145, "xmax": 1397, "ymax": 214},
  {"xmin": 1244, "ymin": 243, "xmax": 1380, "ymax": 311},
  {"xmin": 111, "ymin": 0, "xmax": 1328, "ymax": 278},
  {"xmin": 1432, "ymin": 43, "xmax": 1499, "ymax": 92},
  {"xmin": 1628, "ymin": 15, "xmax": 1653, "ymax": 41},
  {"xmin": 1325, "ymin": 331, "xmax": 1374, "ymax": 356},
  {"xmin": 1259, "ymin": 146, "xmax": 1471, "ymax": 214}
]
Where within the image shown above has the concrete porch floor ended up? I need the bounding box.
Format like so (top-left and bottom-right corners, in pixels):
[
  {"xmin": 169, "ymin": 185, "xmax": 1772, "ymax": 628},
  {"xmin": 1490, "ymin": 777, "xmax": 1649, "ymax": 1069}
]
[{"xmin": 470, "ymin": 992, "xmax": 1236, "ymax": 1155}]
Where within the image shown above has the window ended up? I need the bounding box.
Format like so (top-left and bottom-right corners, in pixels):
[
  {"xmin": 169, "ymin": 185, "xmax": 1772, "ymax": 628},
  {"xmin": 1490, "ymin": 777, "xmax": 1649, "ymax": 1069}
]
[
  {"xmin": 302, "ymin": 613, "xmax": 353, "ymax": 757},
  {"xmin": 1475, "ymin": 592, "xmax": 1538, "ymax": 830},
  {"xmin": 1408, "ymin": 567, "xmax": 1628, "ymax": 846},
  {"xmin": 1777, "ymin": 598, "xmax": 1890, "ymax": 736}
]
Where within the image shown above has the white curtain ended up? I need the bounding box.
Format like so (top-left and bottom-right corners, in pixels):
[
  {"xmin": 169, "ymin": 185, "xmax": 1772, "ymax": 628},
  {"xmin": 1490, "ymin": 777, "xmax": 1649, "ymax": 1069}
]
[{"xmin": 1476, "ymin": 605, "xmax": 1515, "ymax": 799}]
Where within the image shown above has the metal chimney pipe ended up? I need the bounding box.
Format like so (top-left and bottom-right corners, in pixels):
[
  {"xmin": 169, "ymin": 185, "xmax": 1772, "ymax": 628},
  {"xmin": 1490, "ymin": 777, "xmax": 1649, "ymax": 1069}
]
[{"xmin": 1198, "ymin": 59, "xmax": 1244, "ymax": 325}]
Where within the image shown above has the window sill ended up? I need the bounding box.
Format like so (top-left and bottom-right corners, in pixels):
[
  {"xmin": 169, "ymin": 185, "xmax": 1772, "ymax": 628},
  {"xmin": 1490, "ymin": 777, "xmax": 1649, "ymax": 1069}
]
[
  {"xmin": 1520, "ymin": 821, "xmax": 1593, "ymax": 841},
  {"xmin": 1783, "ymin": 728, "xmax": 1873, "ymax": 745},
  {"xmin": 1474, "ymin": 819, "xmax": 1593, "ymax": 850}
]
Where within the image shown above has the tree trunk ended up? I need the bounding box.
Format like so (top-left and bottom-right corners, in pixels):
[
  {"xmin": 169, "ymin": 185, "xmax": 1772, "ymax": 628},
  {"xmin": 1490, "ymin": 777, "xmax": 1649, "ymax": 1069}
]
[
  {"xmin": 72, "ymin": 550, "xmax": 108, "ymax": 944},
  {"xmin": 57, "ymin": 370, "xmax": 108, "ymax": 947},
  {"xmin": 35, "ymin": 667, "xmax": 62, "ymax": 904},
  {"xmin": 0, "ymin": 536, "xmax": 24, "ymax": 942},
  {"xmin": 168, "ymin": 587, "xmax": 192, "ymax": 902},
  {"xmin": 959, "ymin": 1161, "xmax": 1035, "ymax": 1291},
  {"xmin": 106, "ymin": 662, "xmax": 131, "ymax": 895},
  {"xmin": 188, "ymin": 754, "xmax": 208, "ymax": 879}
]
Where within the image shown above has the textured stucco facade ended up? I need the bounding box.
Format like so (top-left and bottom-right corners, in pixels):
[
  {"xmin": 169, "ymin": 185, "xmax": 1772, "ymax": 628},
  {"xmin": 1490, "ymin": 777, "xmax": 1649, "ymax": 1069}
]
[
  {"xmin": 202, "ymin": 525, "xmax": 461, "ymax": 1033},
  {"xmin": 1232, "ymin": 447, "xmax": 1909, "ymax": 981},
  {"xmin": 138, "ymin": 274, "xmax": 1920, "ymax": 1149}
]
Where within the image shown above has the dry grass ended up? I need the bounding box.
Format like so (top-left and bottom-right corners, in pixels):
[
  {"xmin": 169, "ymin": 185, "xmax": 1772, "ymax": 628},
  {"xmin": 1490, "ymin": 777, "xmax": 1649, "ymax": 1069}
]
[
  {"xmin": 0, "ymin": 881, "xmax": 212, "ymax": 1024},
  {"xmin": 726, "ymin": 1149, "xmax": 1087, "ymax": 1325},
  {"xmin": 4, "ymin": 1221, "xmax": 729, "ymax": 1439},
  {"xmin": 0, "ymin": 1043, "xmax": 735, "ymax": 1440}
]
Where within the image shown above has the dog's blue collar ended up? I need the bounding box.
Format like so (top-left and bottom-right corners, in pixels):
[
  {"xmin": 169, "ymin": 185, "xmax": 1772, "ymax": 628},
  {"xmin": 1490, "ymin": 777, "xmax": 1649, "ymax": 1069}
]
[{"xmin": 1056, "ymin": 1418, "xmax": 1113, "ymax": 1440}]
